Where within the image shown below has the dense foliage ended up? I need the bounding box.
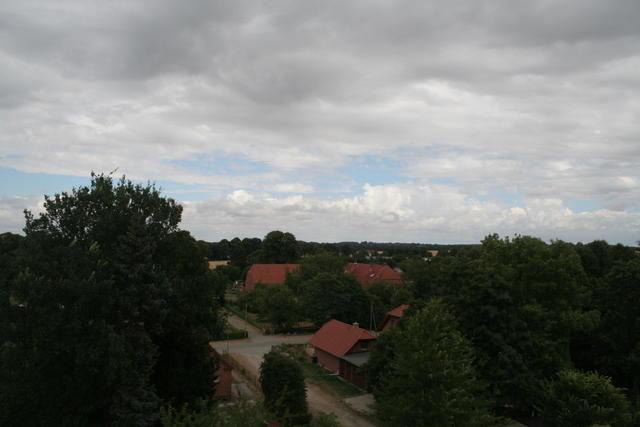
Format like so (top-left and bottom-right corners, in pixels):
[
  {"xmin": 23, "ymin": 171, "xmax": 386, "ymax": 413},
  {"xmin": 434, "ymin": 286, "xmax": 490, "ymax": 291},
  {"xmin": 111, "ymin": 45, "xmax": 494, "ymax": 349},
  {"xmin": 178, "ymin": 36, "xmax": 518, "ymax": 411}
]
[
  {"xmin": 260, "ymin": 350, "xmax": 311, "ymax": 426},
  {"xmin": 539, "ymin": 369, "xmax": 632, "ymax": 427},
  {"xmin": 0, "ymin": 175, "xmax": 224, "ymax": 426},
  {"xmin": 299, "ymin": 272, "xmax": 370, "ymax": 328},
  {"xmin": 400, "ymin": 234, "xmax": 639, "ymax": 421},
  {"xmin": 372, "ymin": 299, "xmax": 498, "ymax": 426},
  {"xmin": 238, "ymin": 284, "xmax": 299, "ymax": 330},
  {"xmin": 260, "ymin": 230, "xmax": 300, "ymax": 263}
]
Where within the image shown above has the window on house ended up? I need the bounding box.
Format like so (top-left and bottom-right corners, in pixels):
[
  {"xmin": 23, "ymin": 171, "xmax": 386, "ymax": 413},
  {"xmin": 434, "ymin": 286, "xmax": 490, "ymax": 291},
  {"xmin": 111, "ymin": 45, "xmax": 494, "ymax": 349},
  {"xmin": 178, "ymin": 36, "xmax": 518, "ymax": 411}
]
[{"xmin": 360, "ymin": 341, "xmax": 368, "ymax": 350}]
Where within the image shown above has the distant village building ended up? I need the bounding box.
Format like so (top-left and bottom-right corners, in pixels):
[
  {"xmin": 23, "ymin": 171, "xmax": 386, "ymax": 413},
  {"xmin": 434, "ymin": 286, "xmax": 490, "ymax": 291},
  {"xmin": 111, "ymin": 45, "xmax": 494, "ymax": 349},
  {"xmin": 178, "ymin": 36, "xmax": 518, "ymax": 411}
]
[
  {"xmin": 308, "ymin": 319, "xmax": 377, "ymax": 390},
  {"xmin": 379, "ymin": 304, "xmax": 409, "ymax": 332},
  {"xmin": 243, "ymin": 262, "xmax": 403, "ymax": 292},
  {"xmin": 208, "ymin": 260, "xmax": 230, "ymax": 270},
  {"xmin": 244, "ymin": 264, "xmax": 299, "ymax": 292},
  {"xmin": 343, "ymin": 262, "xmax": 402, "ymax": 289}
]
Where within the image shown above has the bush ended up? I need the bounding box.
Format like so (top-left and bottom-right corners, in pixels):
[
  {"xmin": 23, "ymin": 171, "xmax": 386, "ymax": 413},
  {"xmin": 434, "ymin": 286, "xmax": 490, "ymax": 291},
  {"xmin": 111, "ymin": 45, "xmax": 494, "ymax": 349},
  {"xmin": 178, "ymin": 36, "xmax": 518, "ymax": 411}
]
[
  {"xmin": 160, "ymin": 398, "xmax": 272, "ymax": 427},
  {"xmin": 310, "ymin": 411, "xmax": 340, "ymax": 427}
]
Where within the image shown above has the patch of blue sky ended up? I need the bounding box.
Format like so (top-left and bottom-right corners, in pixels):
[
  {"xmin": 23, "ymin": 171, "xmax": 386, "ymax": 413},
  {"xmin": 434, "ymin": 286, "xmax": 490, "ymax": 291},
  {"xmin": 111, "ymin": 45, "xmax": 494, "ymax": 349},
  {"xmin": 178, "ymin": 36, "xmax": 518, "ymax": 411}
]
[
  {"xmin": 0, "ymin": 166, "xmax": 92, "ymax": 197},
  {"xmin": 336, "ymin": 155, "xmax": 406, "ymax": 189},
  {"xmin": 564, "ymin": 200, "xmax": 602, "ymax": 213},
  {"xmin": 475, "ymin": 188, "xmax": 524, "ymax": 207}
]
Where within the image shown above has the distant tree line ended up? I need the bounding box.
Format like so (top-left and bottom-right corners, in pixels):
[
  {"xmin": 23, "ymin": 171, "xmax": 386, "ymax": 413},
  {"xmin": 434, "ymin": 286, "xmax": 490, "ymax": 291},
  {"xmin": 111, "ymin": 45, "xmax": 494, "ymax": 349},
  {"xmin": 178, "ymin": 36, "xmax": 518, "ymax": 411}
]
[{"xmin": 198, "ymin": 233, "xmax": 472, "ymax": 282}]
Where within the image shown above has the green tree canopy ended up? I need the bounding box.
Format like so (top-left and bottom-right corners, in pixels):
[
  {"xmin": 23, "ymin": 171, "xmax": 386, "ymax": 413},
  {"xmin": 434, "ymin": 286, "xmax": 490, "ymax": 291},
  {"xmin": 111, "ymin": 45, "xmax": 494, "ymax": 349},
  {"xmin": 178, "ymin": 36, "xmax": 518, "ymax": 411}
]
[
  {"xmin": 410, "ymin": 235, "xmax": 594, "ymax": 411},
  {"xmin": 260, "ymin": 230, "xmax": 300, "ymax": 263},
  {"xmin": 299, "ymin": 272, "xmax": 369, "ymax": 328},
  {"xmin": 0, "ymin": 174, "xmax": 223, "ymax": 426},
  {"xmin": 539, "ymin": 369, "xmax": 632, "ymax": 427},
  {"xmin": 373, "ymin": 298, "xmax": 498, "ymax": 426},
  {"xmin": 238, "ymin": 284, "xmax": 299, "ymax": 330},
  {"xmin": 260, "ymin": 351, "xmax": 311, "ymax": 426},
  {"xmin": 285, "ymin": 251, "xmax": 347, "ymax": 294}
]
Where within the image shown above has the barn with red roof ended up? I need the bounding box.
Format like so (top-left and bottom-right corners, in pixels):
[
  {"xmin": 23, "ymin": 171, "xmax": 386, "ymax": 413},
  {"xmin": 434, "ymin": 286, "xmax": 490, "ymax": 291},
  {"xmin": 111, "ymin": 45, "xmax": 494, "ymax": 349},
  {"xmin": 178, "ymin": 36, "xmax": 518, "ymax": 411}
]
[
  {"xmin": 244, "ymin": 264, "xmax": 299, "ymax": 291},
  {"xmin": 380, "ymin": 304, "xmax": 409, "ymax": 332},
  {"xmin": 308, "ymin": 319, "xmax": 377, "ymax": 390},
  {"xmin": 343, "ymin": 262, "xmax": 402, "ymax": 289}
]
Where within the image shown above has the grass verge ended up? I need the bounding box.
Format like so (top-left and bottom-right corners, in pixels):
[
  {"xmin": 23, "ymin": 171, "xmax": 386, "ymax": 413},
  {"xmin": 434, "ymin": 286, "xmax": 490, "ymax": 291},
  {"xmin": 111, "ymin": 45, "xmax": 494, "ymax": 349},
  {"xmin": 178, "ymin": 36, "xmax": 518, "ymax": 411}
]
[
  {"xmin": 224, "ymin": 305, "xmax": 265, "ymax": 330},
  {"xmin": 222, "ymin": 321, "xmax": 248, "ymax": 340},
  {"xmin": 300, "ymin": 361, "xmax": 365, "ymax": 399}
]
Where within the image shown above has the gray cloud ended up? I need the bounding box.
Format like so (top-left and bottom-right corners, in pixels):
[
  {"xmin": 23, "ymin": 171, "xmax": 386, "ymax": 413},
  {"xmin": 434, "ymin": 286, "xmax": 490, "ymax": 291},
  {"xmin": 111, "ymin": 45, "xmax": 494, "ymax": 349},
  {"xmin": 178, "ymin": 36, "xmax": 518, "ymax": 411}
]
[{"xmin": 1, "ymin": 1, "xmax": 639, "ymax": 243}]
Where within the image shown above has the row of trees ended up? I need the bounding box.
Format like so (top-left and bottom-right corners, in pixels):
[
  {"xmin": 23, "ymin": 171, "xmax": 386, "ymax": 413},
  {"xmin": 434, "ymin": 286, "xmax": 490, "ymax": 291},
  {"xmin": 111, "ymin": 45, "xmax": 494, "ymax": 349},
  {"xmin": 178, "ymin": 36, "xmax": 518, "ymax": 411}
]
[
  {"xmin": 365, "ymin": 235, "xmax": 639, "ymax": 426},
  {"xmin": 201, "ymin": 231, "xmax": 466, "ymax": 279},
  {"xmin": 203, "ymin": 235, "xmax": 463, "ymax": 264},
  {"xmin": 0, "ymin": 175, "xmax": 226, "ymax": 426},
  {"xmin": 201, "ymin": 230, "xmax": 301, "ymax": 283}
]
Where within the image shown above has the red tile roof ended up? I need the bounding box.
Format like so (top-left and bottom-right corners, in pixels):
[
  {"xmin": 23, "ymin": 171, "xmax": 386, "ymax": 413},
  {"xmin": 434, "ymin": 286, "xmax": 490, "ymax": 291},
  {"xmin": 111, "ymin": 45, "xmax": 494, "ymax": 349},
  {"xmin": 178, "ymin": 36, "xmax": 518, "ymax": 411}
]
[
  {"xmin": 387, "ymin": 304, "xmax": 410, "ymax": 318},
  {"xmin": 379, "ymin": 304, "xmax": 409, "ymax": 331},
  {"xmin": 344, "ymin": 263, "xmax": 402, "ymax": 287},
  {"xmin": 244, "ymin": 264, "xmax": 299, "ymax": 291},
  {"xmin": 309, "ymin": 319, "xmax": 377, "ymax": 358}
]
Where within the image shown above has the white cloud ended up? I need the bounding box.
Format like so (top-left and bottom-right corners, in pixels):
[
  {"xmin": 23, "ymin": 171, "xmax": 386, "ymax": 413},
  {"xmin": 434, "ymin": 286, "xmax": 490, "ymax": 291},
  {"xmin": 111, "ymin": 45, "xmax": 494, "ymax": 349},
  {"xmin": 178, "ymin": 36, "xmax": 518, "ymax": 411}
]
[
  {"xmin": 181, "ymin": 183, "xmax": 640, "ymax": 244},
  {"xmin": 0, "ymin": 196, "xmax": 43, "ymax": 234}
]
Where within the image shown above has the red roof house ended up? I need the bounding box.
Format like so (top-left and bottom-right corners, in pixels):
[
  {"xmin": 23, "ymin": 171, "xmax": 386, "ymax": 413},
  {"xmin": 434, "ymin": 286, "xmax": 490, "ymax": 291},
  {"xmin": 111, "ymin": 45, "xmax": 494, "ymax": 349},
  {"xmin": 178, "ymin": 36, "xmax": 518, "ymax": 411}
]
[
  {"xmin": 379, "ymin": 304, "xmax": 409, "ymax": 332},
  {"xmin": 212, "ymin": 349, "xmax": 233, "ymax": 400},
  {"xmin": 244, "ymin": 264, "xmax": 299, "ymax": 292},
  {"xmin": 308, "ymin": 319, "xmax": 377, "ymax": 390},
  {"xmin": 344, "ymin": 263, "xmax": 402, "ymax": 289}
]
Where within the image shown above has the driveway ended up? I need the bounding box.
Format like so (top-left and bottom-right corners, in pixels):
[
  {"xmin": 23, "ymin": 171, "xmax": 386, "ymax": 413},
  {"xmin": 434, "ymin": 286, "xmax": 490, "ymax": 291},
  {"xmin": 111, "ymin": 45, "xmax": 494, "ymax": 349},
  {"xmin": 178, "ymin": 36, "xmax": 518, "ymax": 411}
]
[{"xmin": 211, "ymin": 312, "xmax": 376, "ymax": 427}]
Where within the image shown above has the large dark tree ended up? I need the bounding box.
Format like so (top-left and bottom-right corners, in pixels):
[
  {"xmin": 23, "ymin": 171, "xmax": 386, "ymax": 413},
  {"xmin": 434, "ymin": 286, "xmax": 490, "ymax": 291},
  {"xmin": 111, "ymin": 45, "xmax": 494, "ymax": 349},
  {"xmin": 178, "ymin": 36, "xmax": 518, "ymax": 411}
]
[{"xmin": 0, "ymin": 174, "xmax": 223, "ymax": 426}]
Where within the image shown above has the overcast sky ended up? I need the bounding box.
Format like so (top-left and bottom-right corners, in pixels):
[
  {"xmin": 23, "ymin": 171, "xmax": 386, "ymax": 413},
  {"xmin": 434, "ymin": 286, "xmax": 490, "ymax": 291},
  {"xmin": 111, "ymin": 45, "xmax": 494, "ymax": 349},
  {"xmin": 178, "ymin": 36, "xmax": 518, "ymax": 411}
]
[{"xmin": 1, "ymin": 1, "xmax": 639, "ymax": 245}]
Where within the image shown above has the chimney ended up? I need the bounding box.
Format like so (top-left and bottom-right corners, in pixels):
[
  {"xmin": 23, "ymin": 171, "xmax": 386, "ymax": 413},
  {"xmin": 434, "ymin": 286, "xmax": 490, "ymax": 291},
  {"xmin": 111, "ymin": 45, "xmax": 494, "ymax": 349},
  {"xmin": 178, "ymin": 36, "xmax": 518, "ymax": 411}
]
[{"xmin": 352, "ymin": 322, "xmax": 359, "ymax": 328}]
